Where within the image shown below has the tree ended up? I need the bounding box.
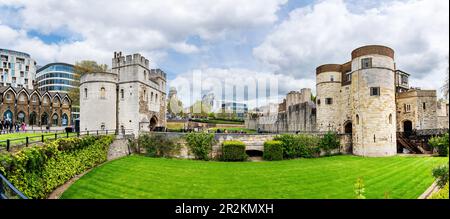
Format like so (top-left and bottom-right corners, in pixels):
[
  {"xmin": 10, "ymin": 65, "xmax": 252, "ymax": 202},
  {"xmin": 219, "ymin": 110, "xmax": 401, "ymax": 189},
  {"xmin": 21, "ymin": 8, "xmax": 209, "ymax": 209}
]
[{"xmin": 68, "ymin": 60, "xmax": 109, "ymax": 105}]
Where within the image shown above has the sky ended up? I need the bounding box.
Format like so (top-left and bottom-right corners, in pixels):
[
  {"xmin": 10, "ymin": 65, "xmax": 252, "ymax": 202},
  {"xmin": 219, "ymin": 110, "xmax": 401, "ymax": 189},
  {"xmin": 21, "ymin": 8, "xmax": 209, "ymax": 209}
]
[{"xmin": 0, "ymin": 0, "xmax": 448, "ymax": 109}]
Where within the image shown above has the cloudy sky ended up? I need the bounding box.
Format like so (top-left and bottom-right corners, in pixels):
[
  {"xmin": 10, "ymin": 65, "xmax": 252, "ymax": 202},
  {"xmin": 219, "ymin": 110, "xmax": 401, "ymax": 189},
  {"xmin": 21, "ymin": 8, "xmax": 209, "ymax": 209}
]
[{"xmin": 0, "ymin": 0, "xmax": 448, "ymax": 108}]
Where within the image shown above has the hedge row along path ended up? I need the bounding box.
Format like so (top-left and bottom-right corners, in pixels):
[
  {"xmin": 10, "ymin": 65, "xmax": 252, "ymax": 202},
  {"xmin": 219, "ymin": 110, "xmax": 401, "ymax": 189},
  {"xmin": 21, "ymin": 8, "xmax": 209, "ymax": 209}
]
[{"xmin": 61, "ymin": 155, "xmax": 448, "ymax": 199}]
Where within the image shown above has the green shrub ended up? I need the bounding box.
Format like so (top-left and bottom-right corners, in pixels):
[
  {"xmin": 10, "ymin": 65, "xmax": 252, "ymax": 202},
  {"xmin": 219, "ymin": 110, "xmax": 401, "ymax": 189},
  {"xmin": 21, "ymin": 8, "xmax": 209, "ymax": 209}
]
[
  {"xmin": 138, "ymin": 134, "xmax": 180, "ymax": 158},
  {"xmin": 185, "ymin": 133, "xmax": 216, "ymax": 160},
  {"xmin": 0, "ymin": 135, "xmax": 114, "ymax": 199},
  {"xmin": 432, "ymin": 163, "xmax": 449, "ymax": 188},
  {"xmin": 429, "ymin": 133, "xmax": 449, "ymax": 157},
  {"xmin": 221, "ymin": 141, "xmax": 247, "ymax": 161},
  {"xmin": 263, "ymin": 140, "xmax": 283, "ymax": 161},
  {"xmin": 273, "ymin": 134, "xmax": 320, "ymax": 159},
  {"xmin": 429, "ymin": 183, "xmax": 449, "ymax": 199},
  {"xmin": 319, "ymin": 132, "xmax": 340, "ymax": 155}
]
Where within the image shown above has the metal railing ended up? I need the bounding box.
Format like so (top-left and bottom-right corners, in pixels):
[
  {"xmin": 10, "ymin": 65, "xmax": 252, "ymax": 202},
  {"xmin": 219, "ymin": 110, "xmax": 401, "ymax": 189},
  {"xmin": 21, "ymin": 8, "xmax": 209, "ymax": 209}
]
[
  {"xmin": 0, "ymin": 129, "xmax": 134, "ymax": 152},
  {"xmin": 0, "ymin": 173, "xmax": 28, "ymax": 199}
]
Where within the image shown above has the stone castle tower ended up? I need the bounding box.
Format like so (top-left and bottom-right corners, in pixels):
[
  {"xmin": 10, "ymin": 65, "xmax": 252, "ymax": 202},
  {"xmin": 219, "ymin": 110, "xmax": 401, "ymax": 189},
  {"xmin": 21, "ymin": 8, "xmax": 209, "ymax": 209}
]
[
  {"xmin": 80, "ymin": 52, "xmax": 167, "ymax": 135},
  {"xmin": 316, "ymin": 45, "xmax": 397, "ymax": 157}
]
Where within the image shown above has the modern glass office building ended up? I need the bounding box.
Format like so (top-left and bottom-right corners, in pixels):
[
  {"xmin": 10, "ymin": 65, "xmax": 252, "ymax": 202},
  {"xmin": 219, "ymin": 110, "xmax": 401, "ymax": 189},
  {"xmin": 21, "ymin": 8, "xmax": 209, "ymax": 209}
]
[
  {"xmin": 0, "ymin": 48, "xmax": 37, "ymax": 89},
  {"xmin": 36, "ymin": 63, "xmax": 78, "ymax": 93},
  {"xmin": 36, "ymin": 63, "xmax": 80, "ymax": 122}
]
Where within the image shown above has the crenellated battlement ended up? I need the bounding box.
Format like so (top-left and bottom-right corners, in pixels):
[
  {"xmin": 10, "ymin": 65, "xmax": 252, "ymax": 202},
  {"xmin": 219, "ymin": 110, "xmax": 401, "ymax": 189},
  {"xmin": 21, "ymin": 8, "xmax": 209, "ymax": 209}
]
[
  {"xmin": 150, "ymin": 68, "xmax": 167, "ymax": 79},
  {"xmin": 112, "ymin": 51, "xmax": 150, "ymax": 68}
]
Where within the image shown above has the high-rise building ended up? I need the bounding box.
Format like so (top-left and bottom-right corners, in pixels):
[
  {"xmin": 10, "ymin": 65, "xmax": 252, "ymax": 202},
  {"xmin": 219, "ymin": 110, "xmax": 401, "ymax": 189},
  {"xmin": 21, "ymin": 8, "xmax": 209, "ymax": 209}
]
[
  {"xmin": 0, "ymin": 48, "xmax": 37, "ymax": 89},
  {"xmin": 36, "ymin": 63, "xmax": 78, "ymax": 93},
  {"xmin": 36, "ymin": 63, "xmax": 80, "ymax": 123}
]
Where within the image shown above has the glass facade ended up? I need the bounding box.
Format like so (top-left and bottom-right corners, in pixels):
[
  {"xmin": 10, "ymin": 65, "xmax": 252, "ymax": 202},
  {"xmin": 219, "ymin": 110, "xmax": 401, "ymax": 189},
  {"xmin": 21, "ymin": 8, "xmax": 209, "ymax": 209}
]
[{"xmin": 36, "ymin": 63, "xmax": 78, "ymax": 93}]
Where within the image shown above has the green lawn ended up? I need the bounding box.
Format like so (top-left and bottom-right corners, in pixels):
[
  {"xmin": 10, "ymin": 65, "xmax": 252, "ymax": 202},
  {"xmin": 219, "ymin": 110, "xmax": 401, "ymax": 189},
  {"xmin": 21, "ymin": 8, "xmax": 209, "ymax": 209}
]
[
  {"xmin": 0, "ymin": 132, "xmax": 77, "ymax": 148},
  {"xmin": 61, "ymin": 155, "xmax": 448, "ymax": 199}
]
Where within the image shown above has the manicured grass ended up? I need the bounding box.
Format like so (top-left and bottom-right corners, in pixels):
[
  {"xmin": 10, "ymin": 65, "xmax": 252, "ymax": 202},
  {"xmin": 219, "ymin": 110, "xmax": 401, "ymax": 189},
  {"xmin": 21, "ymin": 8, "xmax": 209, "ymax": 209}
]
[
  {"xmin": 0, "ymin": 132, "xmax": 77, "ymax": 148},
  {"xmin": 61, "ymin": 155, "xmax": 448, "ymax": 199}
]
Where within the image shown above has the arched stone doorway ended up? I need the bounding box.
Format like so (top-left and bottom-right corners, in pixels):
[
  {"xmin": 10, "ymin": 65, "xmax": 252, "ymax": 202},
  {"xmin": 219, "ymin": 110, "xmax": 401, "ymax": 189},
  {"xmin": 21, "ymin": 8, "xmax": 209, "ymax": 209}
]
[
  {"xmin": 344, "ymin": 122, "xmax": 352, "ymax": 134},
  {"xmin": 52, "ymin": 113, "xmax": 59, "ymax": 126},
  {"xmin": 62, "ymin": 113, "xmax": 69, "ymax": 126},
  {"xmin": 41, "ymin": 113, "xmax": 49, "ymax": 126},
  {"xmin": 29, "ymin": 112, "xmax": 37, "ymax": 126},
  {"xmin": 149, "ymin": 116, "xmax": 158, "ymax": 131},
  {"xmin": 403, "ymin": 120, "xmax": 413, "ymax": 136},
  {"xmin": 3, "ymin": 110, "xmax": 13, "ymax": 123},
  {"xmin": 17, "ymin": 111, "xmax": 26, "ymax": 124}
]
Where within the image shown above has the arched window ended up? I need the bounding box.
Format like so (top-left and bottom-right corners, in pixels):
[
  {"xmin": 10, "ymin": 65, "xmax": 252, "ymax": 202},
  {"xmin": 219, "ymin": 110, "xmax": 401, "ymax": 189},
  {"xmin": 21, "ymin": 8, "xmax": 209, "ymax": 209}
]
[
  {"xmin": 120, "ymin": 89, "xmax": 124, "ymax": 99},
  {"xmin": 151, "ymin": 92, "xmax": 154, "ymax": 102},
  {"xmin": 100, "ymin": 87, "xmax": 106, "ymax": 99},
  {"xmin": 62, "ymin": 113, "xmax": 68, "ymax": 126},
  {"xmin": 19, "ymin": 94, "xmax": 26, "ymax": 102},
  {"xmin": 52, "ymin": 114, "xmax": 59, "ymax": 126},
  {"xmin": 389, "ymin": 114, "xmax": 392, "ymax": 124},
  {"xmin": 17, "ymin": 111, "xmax": 26, "ymax": 123},
  {"xmin": 356, "ymin": 114, "xmax": 360, "ymax": 125},
  {"xmin": 144, "ymin": 71, "xmax": 147, "ymax": 80},
  {"xmin": 144, "ymin": 89, "xmax": 147, "ymax": 101},
  {"xmin": 84, "ymin": 88, "xmax": 88, "ymax": 98},
  {"xmin": 156, "ymin": 94, "xmax": 158, "ymax": 102}
]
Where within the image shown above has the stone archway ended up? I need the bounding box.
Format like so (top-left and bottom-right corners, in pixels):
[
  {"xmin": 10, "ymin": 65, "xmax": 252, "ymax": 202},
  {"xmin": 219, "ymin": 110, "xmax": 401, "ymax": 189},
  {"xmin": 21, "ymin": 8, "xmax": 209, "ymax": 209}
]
[
  {"xmin": 3, "ymin": 110, "xmax": 13, "ymax": 123},
  {"xmin": 41, "ymin": 113, "xmax": 48, "ymax": 126},
  {"xmin": 403, "ymin": 120, "xmax": 413, "ymax": 136},
  {"xmin": 17, "ymin": 111, "xmax": 26, "ymax": 124},
  {"xmin": 29, "ymin": 112, "xmax": 37, "ymax": 126},
  {"xmin": 149, "ymin": 116, "xmax": 158, "ymax": 131},
  {"xmin": 52, "ymin": 113, "xmax": 59, "ymax": 126},
  {"xmin": 344, "ymin": 121, "xmax": 352, "ymax": 134},
  {"xmin": 61, "ymin": 113, "xmax": 69, "ymax": 126}
]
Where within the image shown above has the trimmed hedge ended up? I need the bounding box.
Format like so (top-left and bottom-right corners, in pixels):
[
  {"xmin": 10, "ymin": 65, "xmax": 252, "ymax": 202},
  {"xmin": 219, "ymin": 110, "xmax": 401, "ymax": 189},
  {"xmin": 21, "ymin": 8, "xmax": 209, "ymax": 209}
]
[
  {"xmin": 0, "ymin": 135, "xmax": 114, "ymax": 199},
  {"xmin": 222, "ymin": 141, "xmax": 247, "ymax": 161},
  {"xmin": 432, "ymin": 163, "xmax": 449, "ymax": 188},
  {"xmin": 273, "ymin": 134, "xmax": 321, "ymax": 159},
  {"xmin": 263, "ymin": 140, "xmax": 283, "ymax": 161},
  {"xmin": 185, "ymin": 133, "xmax": 216, "ymax": 160},
  {"xmin": 429, "ymin": 133, "xmax": 449, "ymax": 157}
]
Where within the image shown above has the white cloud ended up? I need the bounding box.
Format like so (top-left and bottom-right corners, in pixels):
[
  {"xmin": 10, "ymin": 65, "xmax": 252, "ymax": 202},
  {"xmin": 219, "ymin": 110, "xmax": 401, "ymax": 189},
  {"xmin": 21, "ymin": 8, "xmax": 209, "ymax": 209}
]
[
  {"xmin": 0, "ymin": 0, "xmax": 287, "ymax": 65},
  {"xmin": 254, "ymin": 0, "xmax": 449, "ymax": 96},
  {"xmin": 169, "ymin": 67, "xmax": 314, "ymax": 109}
]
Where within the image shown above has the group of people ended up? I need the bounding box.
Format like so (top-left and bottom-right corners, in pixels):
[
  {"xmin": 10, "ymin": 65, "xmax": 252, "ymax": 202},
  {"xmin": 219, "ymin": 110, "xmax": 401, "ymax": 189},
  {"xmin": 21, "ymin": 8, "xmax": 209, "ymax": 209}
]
[{"xmin": 0, "ymin": 120, "xmax": 27, "ymax": 134}]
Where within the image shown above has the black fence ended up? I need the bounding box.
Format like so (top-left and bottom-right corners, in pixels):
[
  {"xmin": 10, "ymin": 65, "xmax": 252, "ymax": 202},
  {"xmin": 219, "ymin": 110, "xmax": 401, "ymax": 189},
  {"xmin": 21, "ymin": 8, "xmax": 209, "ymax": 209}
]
[
  {"xmin": 0, "ymin": 173, "xmax": 28, "ymax": 199},
  {"xmin": 0, "ymin": 129, "xmax": 134, "ymax": 152}
]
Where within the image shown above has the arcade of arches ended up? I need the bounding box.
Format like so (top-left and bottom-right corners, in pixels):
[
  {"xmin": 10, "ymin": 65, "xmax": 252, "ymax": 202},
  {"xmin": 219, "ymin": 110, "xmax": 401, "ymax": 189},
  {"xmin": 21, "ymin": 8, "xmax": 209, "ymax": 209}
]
[{"xmin": 0, "ymin": 86, "xmax": 72, "ymax": 127}]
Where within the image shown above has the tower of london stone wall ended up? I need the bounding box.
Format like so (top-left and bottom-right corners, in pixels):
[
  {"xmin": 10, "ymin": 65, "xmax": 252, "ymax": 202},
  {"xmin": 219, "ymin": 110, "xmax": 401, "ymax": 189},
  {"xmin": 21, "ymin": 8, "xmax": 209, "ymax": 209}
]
[
  {"xmin": 247, "ymin": 45, "xmax": 448, "ymax": 157},
  {"xmin": 80, "ymin": 52, "xmax": 167, "ymax": 135}
]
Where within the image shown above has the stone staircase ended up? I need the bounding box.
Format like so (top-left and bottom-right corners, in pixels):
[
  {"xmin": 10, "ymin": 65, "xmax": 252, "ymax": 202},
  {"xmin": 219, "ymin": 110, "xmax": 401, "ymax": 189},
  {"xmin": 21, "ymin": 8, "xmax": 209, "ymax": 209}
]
[{"xmin": 397, "ymin": 134, "xmax": 429, "ymax": 154}]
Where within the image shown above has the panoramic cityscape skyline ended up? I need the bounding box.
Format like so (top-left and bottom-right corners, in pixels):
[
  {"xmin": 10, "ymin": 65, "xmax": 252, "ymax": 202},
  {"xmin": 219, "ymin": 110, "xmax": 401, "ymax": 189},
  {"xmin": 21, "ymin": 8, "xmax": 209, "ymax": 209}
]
[{"xmin": 0, "ymin": 0, "xmax": 448, "ymax": 107}]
